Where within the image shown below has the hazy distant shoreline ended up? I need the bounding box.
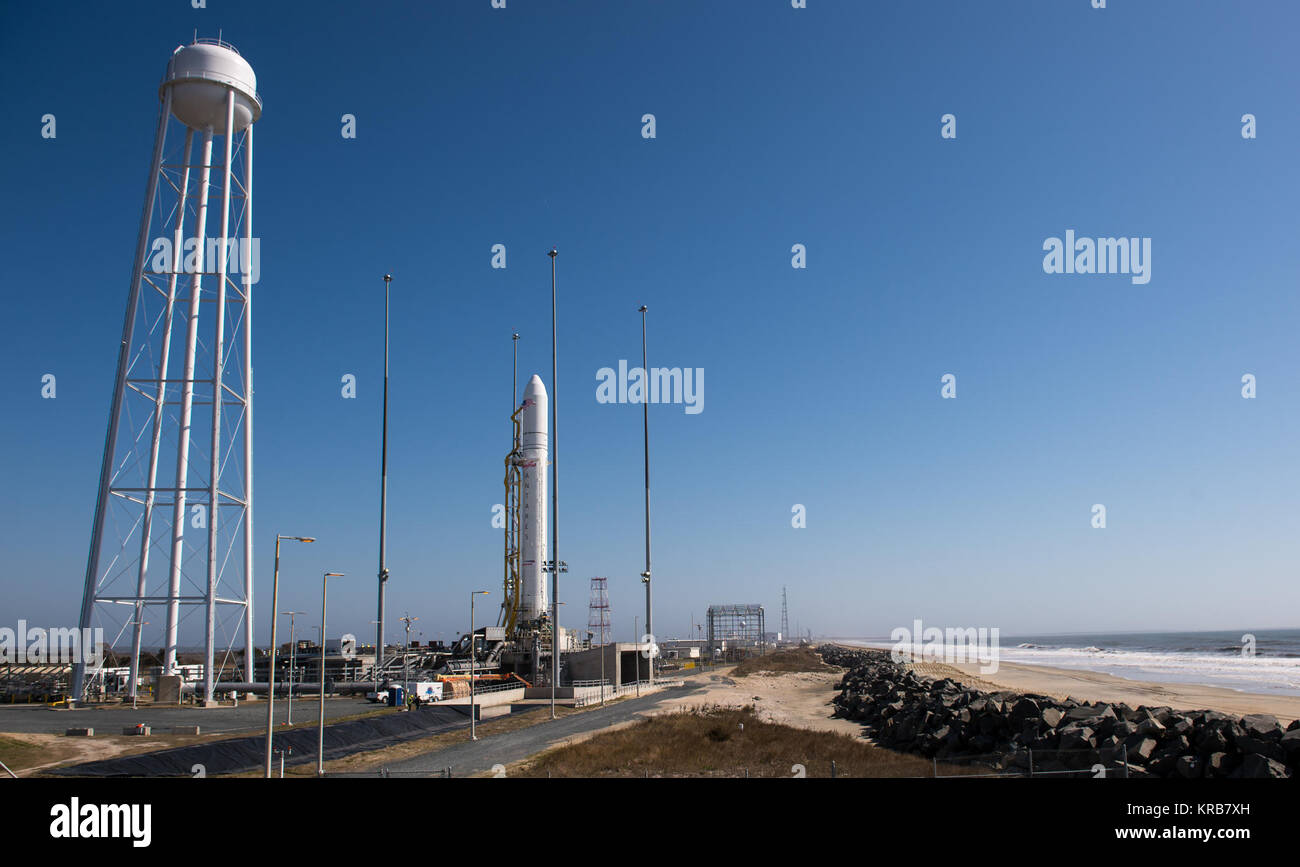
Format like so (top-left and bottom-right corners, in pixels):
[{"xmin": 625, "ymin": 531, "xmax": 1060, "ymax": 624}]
[{"xmin": 831, "ymin": 628, "xmax": 1300, "ymax": 700}]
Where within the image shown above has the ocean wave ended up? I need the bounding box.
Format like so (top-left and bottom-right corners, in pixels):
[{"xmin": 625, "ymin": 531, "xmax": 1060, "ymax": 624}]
[{"xmin": 833, "ymin": 637, "xmax": 1300, "ymax": 696}]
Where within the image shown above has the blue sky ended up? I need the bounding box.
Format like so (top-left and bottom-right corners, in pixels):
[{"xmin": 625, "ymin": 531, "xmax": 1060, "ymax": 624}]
[{"xmin": 2, "ymin": 0, "xmax": 1298, "ymax": 650}]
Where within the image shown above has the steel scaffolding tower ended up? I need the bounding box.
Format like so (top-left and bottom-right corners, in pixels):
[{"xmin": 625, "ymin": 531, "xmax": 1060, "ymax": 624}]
[
  {"xmin": 587, "ymin": 577, "xmax": 610, "ymax": 645},
  {"xmin": 72, "ymin": 39, "xmax": 262, "ymax": 704},
  {"xmin": 706, "ymin": 604, "xmax": 766, "ymax": 657}
]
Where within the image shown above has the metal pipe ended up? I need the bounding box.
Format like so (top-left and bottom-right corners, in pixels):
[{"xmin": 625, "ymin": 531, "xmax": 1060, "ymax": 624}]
[
  {"xmin": 205, "ymin": 91, "xmax": 236, "ymax": 707},
  {"xmin": 318, "ymin": 571, "xmax": 344, "ymax": 776},
  {"xmin": 241, "ymin": 121, "xmax": 256, "ymax": 687},
  {"xmin": 164, "ymin": 123, "xmax": 214, "ymax": 680},
  {"xmin": 639, "ymin": 305, "xmax": 652, "ymax": 685},
  {"xmin": 377, "ymin": 275, "xmax": 391, "ymax": 681}
]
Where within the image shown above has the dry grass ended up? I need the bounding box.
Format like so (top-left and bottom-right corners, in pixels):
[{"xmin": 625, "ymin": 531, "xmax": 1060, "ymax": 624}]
[
  {"xmin": 512, "ymin": 705, "xmax": 945, "ymax": 778},
  {"xmin": 232, "ymin": 703, "xmax": 588, "ymax": 777},
  {"xmin": 730, "ymin": 647, "xmax": 834, "ymax": 678}
]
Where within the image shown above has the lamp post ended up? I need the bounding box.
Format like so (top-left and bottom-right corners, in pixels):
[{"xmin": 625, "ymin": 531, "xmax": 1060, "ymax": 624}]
[
  {"xmin": 634, "ymin": 615, "xmax": 640, "ymax": 696},
  {"xmin": 469, "ymin": 590, "xmax": 490, "ymax": 740},
  {"xmin": 281, "ymin": 610, "xmax": 305, "ymax": 725},
  {"xmin": 376, "ymin": 274, "xmax": 392, "ymax": 686},
  {"xmin": 638, "ymin": 304, "xmax": 652, "ymax": 686},
  {"xmin": 265, "ymin": 534, "xmax": 314, "ymax": 779},
  {"xmin": 400, "ymin": 613, "xmax": 418, "ymax": 706},
  {"xmin": 317, "ymin": 571, "xmax": 344, "ymax": 777}
]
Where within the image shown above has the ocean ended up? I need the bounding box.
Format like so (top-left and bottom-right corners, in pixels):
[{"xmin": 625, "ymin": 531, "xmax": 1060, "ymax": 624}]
[{"xmin": 836, "ymin": 629, "xmax": 1300, "ymax": 697}]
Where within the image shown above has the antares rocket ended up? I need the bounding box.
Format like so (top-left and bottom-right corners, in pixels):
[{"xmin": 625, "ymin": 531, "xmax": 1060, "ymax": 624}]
[{"xmin": 519, "ymin": 375, "xmax": 549, "ymax": 621}]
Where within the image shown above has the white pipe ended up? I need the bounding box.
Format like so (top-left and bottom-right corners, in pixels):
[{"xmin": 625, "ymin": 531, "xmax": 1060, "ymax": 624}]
[
  {"xmin": 164, "ymin": 125, "xmax": 215, "ymax": 675},
  {"xmin": 130, "ymin": 125, "xmax": 194, "ymax": 699},
  {"xmin": 204, "ymin": 90, "xmax": 235, "ymax": 705},
  {"xmin": 241, "ymin": 123, "xmax": 255, "ymax": 685}
]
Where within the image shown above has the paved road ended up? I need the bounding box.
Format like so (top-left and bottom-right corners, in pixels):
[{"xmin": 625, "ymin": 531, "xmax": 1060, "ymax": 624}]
[
  {"xmin": 0, "ymin": 697, "xmax": 383, "ymax": 735},
  {"xmin": 361, "ymin": 681, "xmax": 708, "ymax": 777}
]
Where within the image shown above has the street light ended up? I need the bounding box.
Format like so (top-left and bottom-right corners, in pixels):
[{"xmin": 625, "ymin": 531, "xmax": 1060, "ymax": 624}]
[
  {"xmin": 318, "ymin": 571, "xmax": 345, "ymax": 777},
  {"xmin": 265, "ymin": 534, "xmax": 314, "ymax": 779},
  {"xmin": 281, "ymin": 611, "xmax": 306, "ymax": 725},
  {"xmin": 469, "ymin": 590, "xmax": 490, "ymax": 740},
  {"xmin": 400, "ymin": 613, "xmax": 418, "ymax": 707},
  {"xmin": 638, "ymin": 304, "xmax": 653, "ymax": 687}
]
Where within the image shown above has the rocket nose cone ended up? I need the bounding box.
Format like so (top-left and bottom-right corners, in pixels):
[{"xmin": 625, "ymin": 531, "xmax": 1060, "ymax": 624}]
[{"xmin": 525, "ymin": 374, "xmax": 547, "ymax": 396}]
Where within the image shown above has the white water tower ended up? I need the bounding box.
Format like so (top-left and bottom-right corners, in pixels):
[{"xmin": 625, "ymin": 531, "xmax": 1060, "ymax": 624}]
[{"xmin": 73, "ymin": 39, "xmax": 262, "ymax": 705}]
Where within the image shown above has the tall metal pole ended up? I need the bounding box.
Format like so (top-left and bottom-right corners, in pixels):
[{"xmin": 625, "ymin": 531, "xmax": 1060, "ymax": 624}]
[
  {"xmin": 206, "ymin": 91, "xmax": 236, "ymax": 707},
  {"xmin": 264, "ymin": 535, "xmax": 282, "ymax": 778},
  {"xmin": 241, "ymin": 120, "xmax": 257, "ymax": 688},
  {"xmin": 639, "ymin": 305, "xmax": 652, "ymax": 685},
  {"xmin": 165, "ymin": 125, "xmax": 215, "ymax": 681},
  {"xmin": 265, "ymin": 537, "xmax": 311, "ymax": 777},
  {"xmin": 549, "ymin": 248, "xmax": 559, "ymax": 719},
  {"xmin": 470, "ymin": 595, "xmax": 476, "ymax": 739},
  {"xmin": 512, "ymin": 332, "xmax": 519, "ymax": 418},
  {"xmin": 318, "ymin": 572, "xmax": 344, "ymax": 777},
  {"xmin": 470, "ymin": 591, "xmax": 487, "ymax": 739},
  {"xmin": 284, "ymin": 611, "xmax": 303, "ymax": 725},
  {"xmin": 377, "ymin": 275, "xmax": 392, "ymax": 683}
]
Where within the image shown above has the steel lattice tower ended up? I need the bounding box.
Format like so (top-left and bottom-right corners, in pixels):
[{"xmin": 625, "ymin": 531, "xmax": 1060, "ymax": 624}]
[
  {"xmin": 587, "ymin": 577, "xmax": 610, "ymax": 645},
  {"xmin": 781, "ymin": 586, "xmax": 789, "ymax": 643},
  {"xmin": 72, "ymin": 39, "xmax": 262, "ymax": 704}
]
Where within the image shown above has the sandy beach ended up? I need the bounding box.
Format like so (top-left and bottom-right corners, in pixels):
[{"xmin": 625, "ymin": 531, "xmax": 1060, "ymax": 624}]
[
  {"xmin": 646, "ymin": 668, "xmax": 861, "ymax": 736},
  {"xmin": 911, "ymin": 659, "xmax": 1300, "ymax": 726}
]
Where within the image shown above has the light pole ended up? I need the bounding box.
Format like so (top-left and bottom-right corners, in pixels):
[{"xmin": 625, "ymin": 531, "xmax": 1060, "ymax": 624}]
[
  {"xmin": 265, "ymin": 534, "xmax": 314, "ymax": 778},
  {"xmin": 543, "ymin": 558, "xmax": 566, "ymax": 716},
  {"xmin": 634, "ymin": 615, "xmax": 640, "ymax": 696},
  {"xmin": 317, "ymin": 571, "xmax": 344, "ymax": 777},
  {"xmin": 377, "ymin": 274, "xmax": 392, "ymax": 688},
  {"xmin": 548, "ymin": 247, "xmax": 560, "ymax": 720},
  {"xmin": 281, "ymin": 610, "xmax": 305, "ymax": 726},
  {"xmin": 400, "ymin": 613, "xmax": 418, "ymax": 705},
  {"xmin": 638, "ymin": 304, "xmax": 653, "ymax": 685},
  {"xmin": 470, "ymin": 590, "xmax": 490, "ymax": 740}
]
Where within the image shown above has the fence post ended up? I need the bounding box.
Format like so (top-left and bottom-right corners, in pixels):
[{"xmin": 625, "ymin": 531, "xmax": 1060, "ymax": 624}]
[
  {"xmin": 1027, "ymin": 749, "xmax": 1033, "ymax": 777},
  {"xmin": 830, "ymin": 760, "xmax": 836, "ymax": 779},
  {"xmin": 932, "ymin": 757, "xmax": 937, "ymax": 778}
]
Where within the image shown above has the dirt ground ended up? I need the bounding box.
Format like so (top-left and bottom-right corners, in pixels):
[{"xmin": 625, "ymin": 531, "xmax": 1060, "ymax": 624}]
[{"xmin": 645, "ymin": 668, "xmax": 860, "ymax": 737}]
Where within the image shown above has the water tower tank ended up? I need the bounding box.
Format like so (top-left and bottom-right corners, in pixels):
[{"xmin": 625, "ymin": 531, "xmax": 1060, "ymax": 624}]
[{"xmin": 160, "ymin": 39, "xmax": 261, "ymax": 133}]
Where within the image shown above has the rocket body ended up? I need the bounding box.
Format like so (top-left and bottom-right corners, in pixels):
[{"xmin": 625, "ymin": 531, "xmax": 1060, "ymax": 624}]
[{"xmin": 519, "ymin": 375, "xmax": 549, "ymax": 621}]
